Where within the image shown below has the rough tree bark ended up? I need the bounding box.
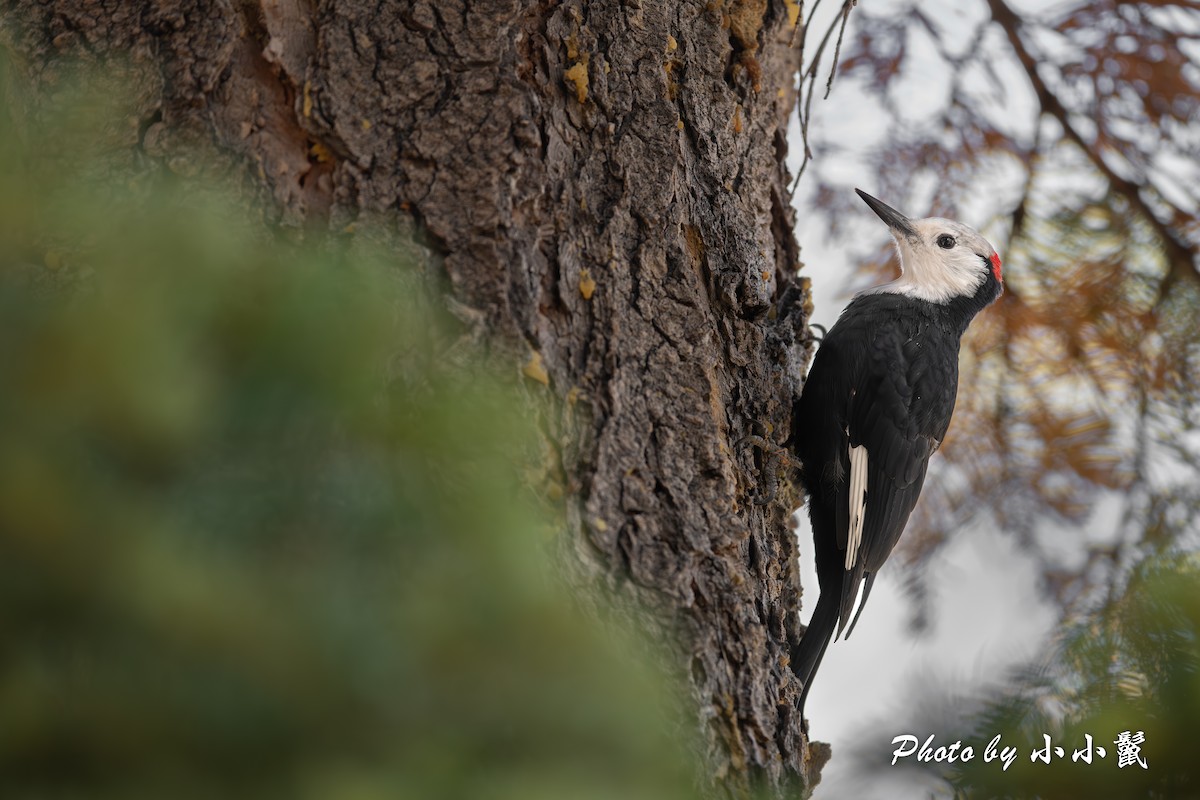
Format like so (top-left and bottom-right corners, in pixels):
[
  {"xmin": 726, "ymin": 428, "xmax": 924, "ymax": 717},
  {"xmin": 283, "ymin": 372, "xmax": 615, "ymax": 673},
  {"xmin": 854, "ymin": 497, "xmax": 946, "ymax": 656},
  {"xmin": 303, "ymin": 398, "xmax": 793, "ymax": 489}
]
[{"xmin": 1, "ymin": 0, "xmax": 824, "ymax": 793}]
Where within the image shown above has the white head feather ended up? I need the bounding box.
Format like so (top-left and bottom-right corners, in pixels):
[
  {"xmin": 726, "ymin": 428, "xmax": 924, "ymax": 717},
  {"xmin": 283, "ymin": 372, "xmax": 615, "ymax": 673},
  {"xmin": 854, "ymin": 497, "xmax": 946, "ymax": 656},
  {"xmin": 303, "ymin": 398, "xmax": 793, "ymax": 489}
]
[{"xmin": 854, "ymin": 190, "xmax": 1001, "ymax": 305}]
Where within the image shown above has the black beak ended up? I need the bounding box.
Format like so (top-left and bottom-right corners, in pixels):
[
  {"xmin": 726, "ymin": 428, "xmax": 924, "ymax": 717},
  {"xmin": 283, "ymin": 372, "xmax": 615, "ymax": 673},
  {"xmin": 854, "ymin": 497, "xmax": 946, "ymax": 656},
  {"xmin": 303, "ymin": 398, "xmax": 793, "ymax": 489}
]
[{"xmin": 855, "ymin": 189, "xmax": 918, "ymax": 240}]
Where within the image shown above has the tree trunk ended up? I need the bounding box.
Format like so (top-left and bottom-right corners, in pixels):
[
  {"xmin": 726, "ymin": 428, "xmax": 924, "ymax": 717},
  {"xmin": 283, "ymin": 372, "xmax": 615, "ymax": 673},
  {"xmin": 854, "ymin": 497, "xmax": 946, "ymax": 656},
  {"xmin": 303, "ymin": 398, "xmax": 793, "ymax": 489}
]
[{"xmin": 1, "ymin": 0, "xmax": 824, "ymax": 793}]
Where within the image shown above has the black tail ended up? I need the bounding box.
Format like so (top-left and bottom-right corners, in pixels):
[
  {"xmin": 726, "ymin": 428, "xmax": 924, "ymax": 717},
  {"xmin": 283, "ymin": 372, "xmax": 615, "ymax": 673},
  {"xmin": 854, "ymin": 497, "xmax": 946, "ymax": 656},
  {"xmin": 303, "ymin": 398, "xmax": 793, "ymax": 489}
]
[{"xmin": 792, "ymin": 572, "xmax": 843, "ymax": 727}]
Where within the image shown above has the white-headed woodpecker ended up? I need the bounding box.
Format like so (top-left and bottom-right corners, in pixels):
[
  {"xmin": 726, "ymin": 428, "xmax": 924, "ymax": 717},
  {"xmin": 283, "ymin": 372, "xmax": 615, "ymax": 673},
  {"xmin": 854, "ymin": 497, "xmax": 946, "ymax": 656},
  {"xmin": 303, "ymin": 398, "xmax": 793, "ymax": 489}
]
[{"xmin": 792, "ymin": 189, "xmax": 1003, "ymax": 727}]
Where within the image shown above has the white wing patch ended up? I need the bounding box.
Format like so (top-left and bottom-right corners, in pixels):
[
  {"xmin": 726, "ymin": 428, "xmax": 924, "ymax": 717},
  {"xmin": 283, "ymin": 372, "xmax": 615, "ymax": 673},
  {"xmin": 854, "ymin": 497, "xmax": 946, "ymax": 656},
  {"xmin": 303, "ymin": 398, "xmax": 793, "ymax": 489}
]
[{"xmin": 846, "ymin": 444, "xmax": 868, "ymax": 570}]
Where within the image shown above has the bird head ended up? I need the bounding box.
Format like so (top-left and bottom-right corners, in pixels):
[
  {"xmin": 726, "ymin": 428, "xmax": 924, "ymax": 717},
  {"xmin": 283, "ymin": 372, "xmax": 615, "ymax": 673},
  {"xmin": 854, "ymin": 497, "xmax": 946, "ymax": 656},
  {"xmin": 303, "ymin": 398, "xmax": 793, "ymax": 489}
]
[{"xmin": 855, "ymin": 188, "xmax": 1003, "ymax": 305}]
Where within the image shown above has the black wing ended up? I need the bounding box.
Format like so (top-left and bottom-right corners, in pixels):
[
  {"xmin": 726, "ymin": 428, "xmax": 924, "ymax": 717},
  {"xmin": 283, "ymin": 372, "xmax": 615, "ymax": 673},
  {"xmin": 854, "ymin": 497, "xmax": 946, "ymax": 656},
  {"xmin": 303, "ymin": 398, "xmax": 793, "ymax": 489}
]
[
  {"xmin": 835, "ymin": 310, "xmax": 959, "ymax": 636},
  {"xmin": 795, "ymin": 301, "xmax": 957, "ymax": 639}
]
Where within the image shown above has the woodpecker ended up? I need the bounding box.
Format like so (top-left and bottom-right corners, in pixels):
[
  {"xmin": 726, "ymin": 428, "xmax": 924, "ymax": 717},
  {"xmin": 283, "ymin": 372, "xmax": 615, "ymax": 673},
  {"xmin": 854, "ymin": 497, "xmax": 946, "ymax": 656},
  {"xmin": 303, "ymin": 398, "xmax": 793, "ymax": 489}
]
[{"xmin": 791, "ymin": 189, "xmax": 1003, "ymax": 727}]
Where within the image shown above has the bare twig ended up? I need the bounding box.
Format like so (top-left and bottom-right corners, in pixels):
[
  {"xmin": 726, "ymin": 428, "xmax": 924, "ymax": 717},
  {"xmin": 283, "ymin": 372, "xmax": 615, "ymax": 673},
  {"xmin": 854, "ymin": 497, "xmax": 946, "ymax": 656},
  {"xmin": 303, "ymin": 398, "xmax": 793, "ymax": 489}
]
[
  {"xmin": 823, "ymin": 0, "xmax": 856, "ymax": 99},
  {"xmin": 791, "ymin": 0, "xmax": 858, "ymax": 192}
]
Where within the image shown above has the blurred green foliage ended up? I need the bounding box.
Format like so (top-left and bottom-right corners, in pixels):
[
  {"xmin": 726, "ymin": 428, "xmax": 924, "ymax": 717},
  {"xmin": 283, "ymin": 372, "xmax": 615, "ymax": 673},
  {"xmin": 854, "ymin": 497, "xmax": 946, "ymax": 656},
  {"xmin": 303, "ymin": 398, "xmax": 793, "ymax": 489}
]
[
  {"xmin": 947, "ymin": 552, "xmax": 1200, "ymax": 798},
  {"xmin": 844, "ymin": 552, "xmax": 1200, "ymax": 798},
  {"xmin": 0, "ymin": 59, "xmax": 698, "ymax": 799}
]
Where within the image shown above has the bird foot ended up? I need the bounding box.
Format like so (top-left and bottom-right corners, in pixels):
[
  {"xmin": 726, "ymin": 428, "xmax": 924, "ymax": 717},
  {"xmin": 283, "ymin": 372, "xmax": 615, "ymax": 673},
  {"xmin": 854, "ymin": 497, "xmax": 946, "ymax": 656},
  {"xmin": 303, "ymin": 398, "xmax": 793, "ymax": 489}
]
[{"xmin": 738, "ymin": 433, "xmax": 802, "ymax": 506}]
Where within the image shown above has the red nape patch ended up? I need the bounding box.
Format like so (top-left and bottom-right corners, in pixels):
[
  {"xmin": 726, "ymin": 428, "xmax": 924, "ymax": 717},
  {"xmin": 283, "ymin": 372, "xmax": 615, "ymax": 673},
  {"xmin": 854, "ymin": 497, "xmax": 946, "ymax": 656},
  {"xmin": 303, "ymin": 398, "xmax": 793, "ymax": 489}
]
[{"xmin": 989, "ymin": 252, "xmax": 1003, "ymax": 282}]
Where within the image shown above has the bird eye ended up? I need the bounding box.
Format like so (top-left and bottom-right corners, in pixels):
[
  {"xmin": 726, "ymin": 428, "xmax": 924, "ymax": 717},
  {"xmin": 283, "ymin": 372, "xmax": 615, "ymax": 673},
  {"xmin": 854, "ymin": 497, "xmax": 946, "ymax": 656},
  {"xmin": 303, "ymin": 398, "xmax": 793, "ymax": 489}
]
[{"xmin": 936, "ymin": 234, "xmax": 955, "ymax": 249}]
